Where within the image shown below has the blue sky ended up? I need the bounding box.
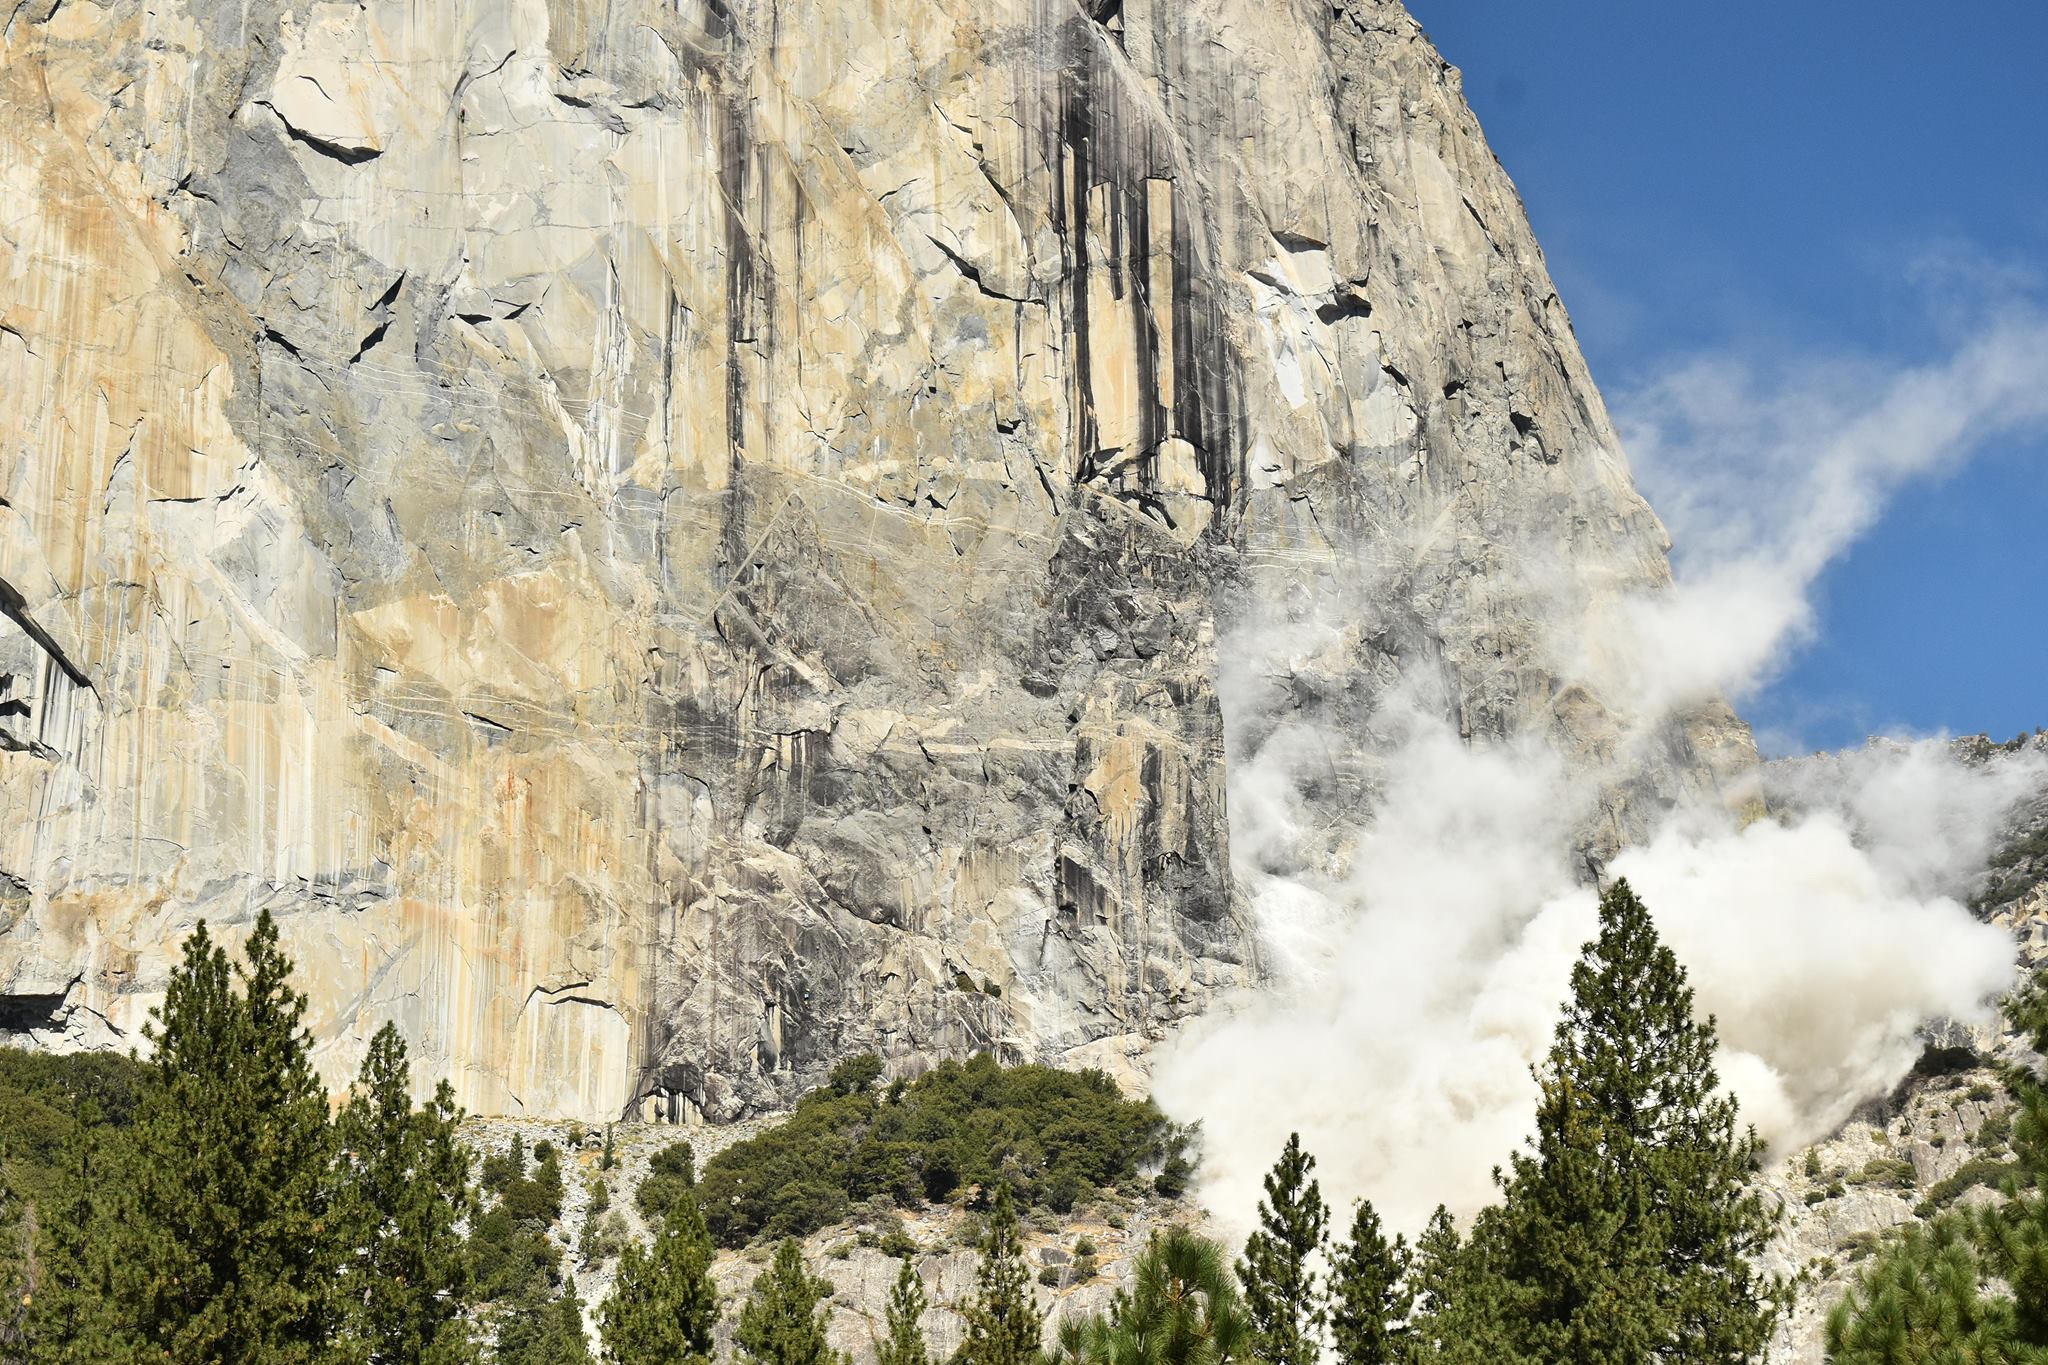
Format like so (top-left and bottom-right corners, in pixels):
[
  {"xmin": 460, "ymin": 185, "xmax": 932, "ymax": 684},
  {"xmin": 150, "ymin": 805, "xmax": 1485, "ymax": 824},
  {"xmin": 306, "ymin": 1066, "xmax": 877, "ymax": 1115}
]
[{"xmin": 1407, "ymin": 2, "xmax": 2048, "ymax": 755}]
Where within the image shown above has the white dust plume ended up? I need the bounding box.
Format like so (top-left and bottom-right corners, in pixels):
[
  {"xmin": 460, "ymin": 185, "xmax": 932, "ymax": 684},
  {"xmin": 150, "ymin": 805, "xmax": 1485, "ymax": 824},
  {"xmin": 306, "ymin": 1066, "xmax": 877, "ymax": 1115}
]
[{"xmin": 1156, "ymin": 306, "xmax": 2048, "ymax": 1241}]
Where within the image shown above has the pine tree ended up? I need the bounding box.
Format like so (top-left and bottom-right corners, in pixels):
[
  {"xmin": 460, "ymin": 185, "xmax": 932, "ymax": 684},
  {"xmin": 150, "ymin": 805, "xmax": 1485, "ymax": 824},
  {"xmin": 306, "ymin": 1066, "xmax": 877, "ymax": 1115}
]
[
  {"xmin": 0, "ymin": 1143, "xmax": 28, "ymax": 1358},
  {"xmin": 1825, "ymin": 1216, "xmax": 2016, "ymax": 1363},
  {"xmin": 1327, "ymin": 1201, "xmax": 1409, "ymax": 1365},
  {"xmin": 496, "ymin": 1280, "xmax": 595, "ymax": 1365},
  {"xmin": 1236, "ymin": 1133, "xmax": 1328, "ymax": 1365},
  {"xmin": 737, "ymin": 1239, "xmax": 843, "ymax": 1365},
  {"xmin": 334, "ymin": 1022, "xmax": 478, "ymax": 1363},
  {"xmin": 1058, "ymin": 1227, "xmax": 1249, "ymax": 1365},
  {"xmin": 959, "ymin": 1185, "xmax": 1043, "ymax": 1365},
  {"xmin": 598, "ymin": 1183, "xmax": 720, "ymax": 1364},
  {"xmin": 1477, "ymin": 879, "xmax": 1787, "ymax": 1364},
  {"xmin": 121, "ymin": 912, "xmax": 341, "ymax": 1363},
  {"xmin": 875, "ymin": 1258, "xmax": 931, "ymax": 1365},
  {"xmin": 20, "ymin": 1106, "xmax": 132, "ymax": 1362}
]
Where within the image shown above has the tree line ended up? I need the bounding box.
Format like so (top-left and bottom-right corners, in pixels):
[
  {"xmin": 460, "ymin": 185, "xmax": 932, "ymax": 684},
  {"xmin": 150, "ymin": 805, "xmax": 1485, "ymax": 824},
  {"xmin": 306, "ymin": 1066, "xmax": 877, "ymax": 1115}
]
[{"xmin": 0, "ymin": 879, "xmax": 1791, "ymax": 1362}]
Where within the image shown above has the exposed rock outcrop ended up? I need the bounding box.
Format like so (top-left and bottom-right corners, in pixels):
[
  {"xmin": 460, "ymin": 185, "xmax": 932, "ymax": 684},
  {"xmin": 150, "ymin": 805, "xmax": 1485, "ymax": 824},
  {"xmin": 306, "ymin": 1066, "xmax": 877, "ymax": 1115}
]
[{"xmin": 0, "ymin": 0, "xmax": 1748, "ymax": 1118}]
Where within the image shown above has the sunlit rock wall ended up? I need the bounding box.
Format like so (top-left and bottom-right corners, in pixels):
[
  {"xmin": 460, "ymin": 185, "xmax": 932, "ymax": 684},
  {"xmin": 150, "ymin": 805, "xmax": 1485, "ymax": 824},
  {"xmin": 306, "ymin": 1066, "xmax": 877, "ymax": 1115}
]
[{"xmin": 0, "ymin": 0, "xmax": 1747, "ymax": 1118}]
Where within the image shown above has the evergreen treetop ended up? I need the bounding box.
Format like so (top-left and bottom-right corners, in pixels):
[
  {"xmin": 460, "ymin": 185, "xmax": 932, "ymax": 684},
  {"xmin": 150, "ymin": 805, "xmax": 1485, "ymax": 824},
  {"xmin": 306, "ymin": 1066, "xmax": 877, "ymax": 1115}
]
[
  {"xmin": 875, "ymin": 1258, "xmax": 931, "ymax": 1365},
  {"xmin": 958, "ymin": 1185, "xmax": 1044, "ymax": 1365},
  {"xmin": 737, "ymin": 1239, "xmax": 844, "ymax": 1365},
  {"xmin": 1474, "ymin": 879, "xmax": 1786, "ymax": 1364},
  {"xmin": 334, "ymin": 1021, "xmax": 479, "ymax": 1364},
  {"xmin": 599, "ymin": 1173, "xmax": 721, "ymax": 1365},
  {"xmin": 1327, "ymin": 1200, "xmax": 1409, "ymax": 1365},
  {"xmin": 1236, "ymin": 1132, "xmax": 1328, "ymax": 1365},
  {"xmin": 125, "ymin": 912, "xmax": 340, "ymax": 1364}
]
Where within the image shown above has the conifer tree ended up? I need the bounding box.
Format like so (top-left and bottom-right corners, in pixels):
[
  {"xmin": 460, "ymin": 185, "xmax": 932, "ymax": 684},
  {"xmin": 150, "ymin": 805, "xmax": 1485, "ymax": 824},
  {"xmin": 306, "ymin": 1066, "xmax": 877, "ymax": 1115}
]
[
  {"xmin": 1059, "ymin": 1227, "xmax": 1249, "ymax": 1365},
  {"xmin": 0, "ymin": 1144, "xmax": 28, "ymax": 1358},
  {"xmin": 1825, "ymin": 1216, "xmax": 2015, "ymax": 1363},
  {"xmin": 1478, "ymin": 879, "xmax": 1786, "ymax": 1364},
  {"xmin": 21, "ymin": 1108, "xmax": 132, "ymax": 1362},
  {"xmin": 334, "ymin": 1022, "xmax": 478, "ymax": 1363},
  {"xmin": 1406, "ymin": 1207, "xmax": 1460, "ymax": 1331},
  {"xmin": 598, "ymin": 1181, "xmax": 720, "ymax": 1364},
  {"xmin": 496, "ymin": 1281, "xmax": 595, "ymax": 1365},
  {"xmin": 1327, "ymin": 1201, "xmax": 1409, "ymax": 1365},
  {"xmin": 875, "ymin": 1258, "xmax": 931, "ymax": 1365},
  {"xmin": 122, "ymin": 912, "xmax": 340, "ymax": 1363},
  {"xmin": 1236, "ymin": 1133, "xmax": 1328, "ymax": 1365},
  {"xmin": 737, "ymin": 1239, "xmax": 843, "ymax": 1365},
  {"xmin": 959, "ymin": 1185, "xmax": 1043, "ymax": 1365}
]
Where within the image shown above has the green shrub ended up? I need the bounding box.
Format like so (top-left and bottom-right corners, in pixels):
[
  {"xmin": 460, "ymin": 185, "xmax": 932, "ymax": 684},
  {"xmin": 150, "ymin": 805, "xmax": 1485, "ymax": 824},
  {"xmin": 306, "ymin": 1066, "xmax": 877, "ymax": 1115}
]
[
  {"xmin": 578, "ymin": 1209, "xmax": 628, "ymax": 1266},
  {"xmin": 1922, "ymin": 1154, "xmax": 2028, "ymax": 1209},
  {"xmin": 481, "ymin": 1134, "xmax": 525, "ymax": 1194},
  {"xmin": 692, "ymin": 1053, "xmax": 1172, "ymax": 1247},
  {"xmin": 1073, "ymin": 1236, "xmax": 1097, "ymax": 1257},
  {"xmin": 635, "ymin": 1138, "xmax": 699, "ymax": 1225},
  {"xmin": 500, "ymin": 1151, "xmax": 565, "ymax": 1226},
  {"xmin": 1038, "ymin": 1265, "xmax": 1062, "ymax": 1287},
  {"xmin": 1847, "ymin": 1156, "xmax": 1915, "ymax": 1187},
  {"xmin": 856, "ymin": 1216, "xmax": 919, "ymax": 1260}
]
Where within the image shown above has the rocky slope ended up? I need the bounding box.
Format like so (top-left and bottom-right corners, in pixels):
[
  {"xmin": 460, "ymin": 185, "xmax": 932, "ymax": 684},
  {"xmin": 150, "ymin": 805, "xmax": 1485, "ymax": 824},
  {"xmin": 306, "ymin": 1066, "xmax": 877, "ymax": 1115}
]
[
  {"xmin": 471, "ymin": 1114, "xmax": 1207, "ymax": 1360},
  {"xmin": 0, "ymin": 0, "xmax": 1751, "ymax": 1120},
  {"xmin": 1756, "ymin": 732, "xmax": 2048, "ymax": 1363}
]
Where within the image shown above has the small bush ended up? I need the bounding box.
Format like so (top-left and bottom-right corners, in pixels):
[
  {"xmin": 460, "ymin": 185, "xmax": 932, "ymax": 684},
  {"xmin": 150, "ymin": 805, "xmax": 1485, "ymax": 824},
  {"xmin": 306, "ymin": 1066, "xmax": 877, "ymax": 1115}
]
[
  {"xmin": 831, "ymin": 1053, "xmax": 885, "ymax": 1095},
  {"xmin": 501, "ymin": 1152, "xmax": 565, "ymax": 1226},
  {"xmin": 1847, "ymin": 1156, "xmax": 1915, "ymax": 1188},
  {"xmin": 1803, "ymin": 1149, "xmax": 1823, "ymax": 1179},
  {"xmin": 1073, "ymin": 1236, "xmax": 1097, "ymax": 1257},
  {"xmin": 579, "ymin": 1210, "xmax": 628, "ymax": 1265},
  {"xmin": 1923, "ymin": 1154, "xmax": 2028, "ymax": 1208},
  {"xmin": 1969, "ymin": 1083, "xmax": 1996, "ymax": 1102},
  {"xmin": 636, "ymin": 1139, "xmax": 698, "ymax": 1224},
  {"xmin": 1072, "ymin": 1253, "xmax": 1098, "ymax": 1281},
  {"xmin": 1038, "ymin": 1266, "xmax": 1062, "ymax": 1287},
  {"xmin": 857, "ymin": 1217, "xmax": 921, "ymax": 1260}
]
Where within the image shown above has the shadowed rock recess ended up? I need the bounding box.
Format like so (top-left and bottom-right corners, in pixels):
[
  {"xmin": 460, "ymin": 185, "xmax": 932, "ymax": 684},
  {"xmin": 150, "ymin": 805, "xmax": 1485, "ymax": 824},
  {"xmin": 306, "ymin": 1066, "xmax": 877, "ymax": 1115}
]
[{"xmin": 0, "ymin": 0, "xmax": 1750, "ymax": 1119}]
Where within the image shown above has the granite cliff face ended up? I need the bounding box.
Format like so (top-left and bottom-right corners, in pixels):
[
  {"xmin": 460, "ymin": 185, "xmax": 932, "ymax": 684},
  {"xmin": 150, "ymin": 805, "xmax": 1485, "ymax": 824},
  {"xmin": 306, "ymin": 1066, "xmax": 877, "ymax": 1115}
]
[{"xmin": 0, "ymin": 0, "xmax": 1748, "ymax": 1118}]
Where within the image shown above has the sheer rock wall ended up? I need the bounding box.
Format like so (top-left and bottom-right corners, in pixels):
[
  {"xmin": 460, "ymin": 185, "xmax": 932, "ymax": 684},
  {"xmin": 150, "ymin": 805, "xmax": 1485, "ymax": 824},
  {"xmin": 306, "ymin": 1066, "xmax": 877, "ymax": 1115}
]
[{"xmin": 0, "ymin": 0, "xmax": 1747, "ymax": 1118}]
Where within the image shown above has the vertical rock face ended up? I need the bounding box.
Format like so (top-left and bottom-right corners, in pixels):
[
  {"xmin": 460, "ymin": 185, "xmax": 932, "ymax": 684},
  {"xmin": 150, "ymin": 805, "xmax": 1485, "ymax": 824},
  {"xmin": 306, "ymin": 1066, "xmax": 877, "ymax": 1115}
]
[{"xmin": 0, "ymin": 0, "xmax": 1747, "ymax": 1117}]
